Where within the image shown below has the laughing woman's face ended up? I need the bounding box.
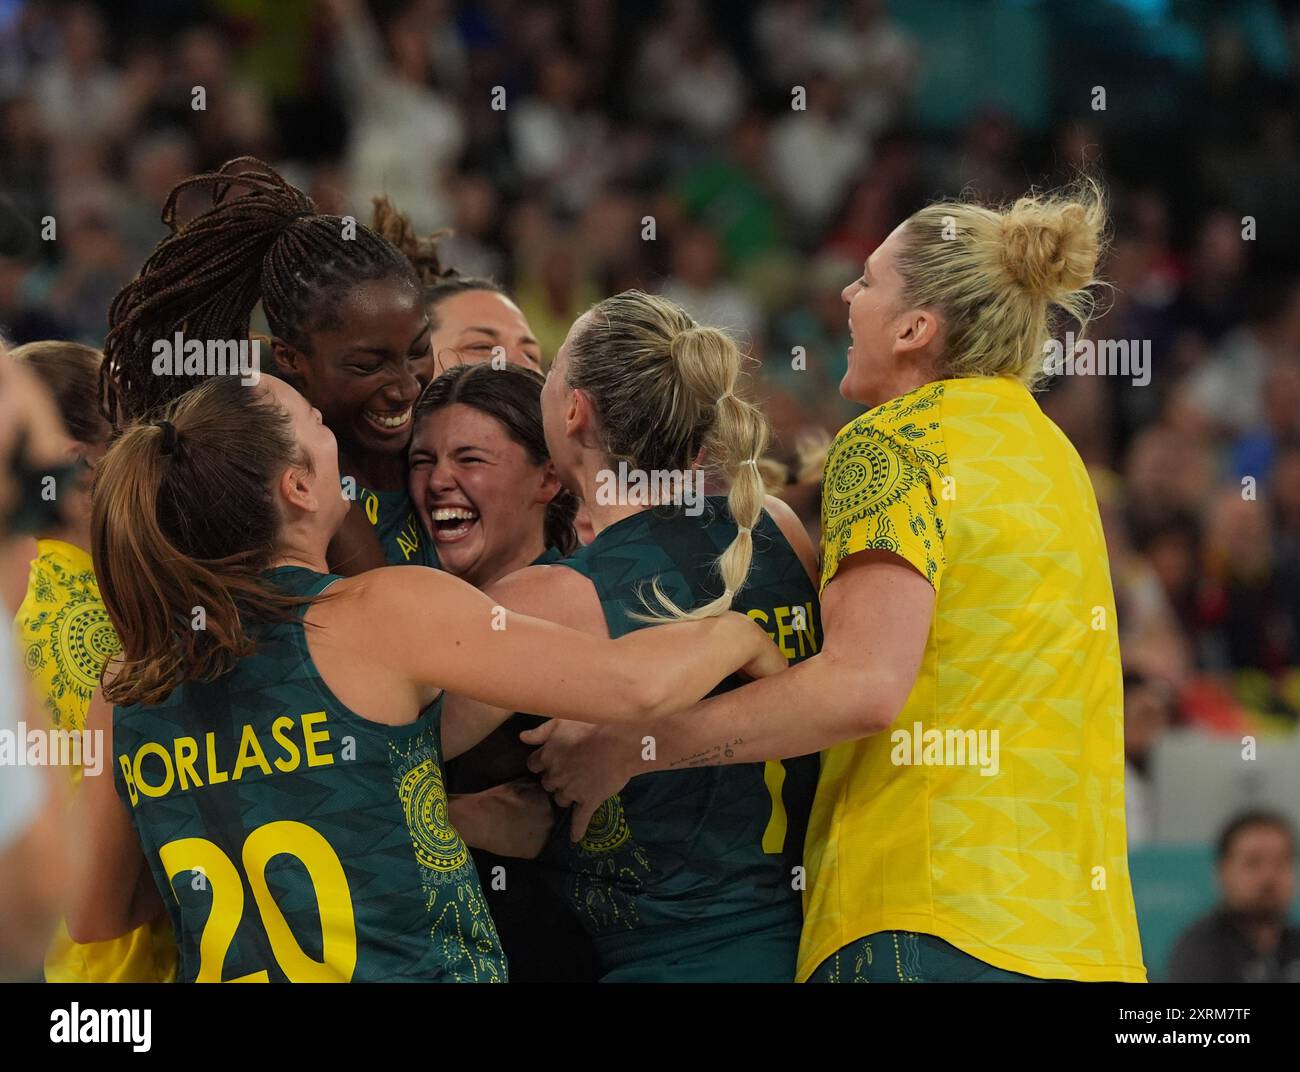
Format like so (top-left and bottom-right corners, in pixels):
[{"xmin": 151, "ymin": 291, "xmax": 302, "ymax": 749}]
[
  {"xmin": 275, "ymin": 276, "xmax": 433, "ymax": 463},
  {"xmin": 408, "ymin": 403, "xmax": 559, "ymax": 588},
  {"xmin": 840, "ymin": 223, "xmax": 912, "ymax": 408}
]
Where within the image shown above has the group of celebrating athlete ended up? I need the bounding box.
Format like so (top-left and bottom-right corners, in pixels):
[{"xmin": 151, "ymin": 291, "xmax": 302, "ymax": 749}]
[{"xmin": 14, "ymin": 155, "xmax": 1147, "ymax": 984}]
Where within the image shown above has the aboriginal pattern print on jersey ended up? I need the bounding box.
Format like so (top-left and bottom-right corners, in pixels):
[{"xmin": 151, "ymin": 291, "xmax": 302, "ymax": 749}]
[{"xmin": 822, "ymin": 382, "xmax": 947, "ymax": 587}]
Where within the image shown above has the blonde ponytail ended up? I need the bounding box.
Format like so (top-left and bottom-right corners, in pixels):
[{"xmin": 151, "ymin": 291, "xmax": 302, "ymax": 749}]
[
  {"xmin": 644, "ymin": 326, "xmax": 769, "ymax": 621},
  {"xmin": 895, "ymin": 177, "xmax": 1108, "ymax": 386},
  {"xmin": 564, "ymin": 292, "xmax": 775, "ymax": 622}
]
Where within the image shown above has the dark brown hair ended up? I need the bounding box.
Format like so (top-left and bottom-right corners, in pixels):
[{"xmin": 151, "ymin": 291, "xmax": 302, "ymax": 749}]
[
  {"xmin": 102, "ymin": 157, "xmax": 420, "ymax": 426},
  {"xmin": 11, "ymin": 340, "xmax": 111, "ymax": 445},
  {"xmin": 412, "ymin": 363, "xmax": 577, "ymax": 555},
  {"xmin": 369, "ymin": 194, "xmax": 506, "ymax": 329},
  {"xmin": 92, "ymin": 377, "xmax": 316, "ymax": 706}
]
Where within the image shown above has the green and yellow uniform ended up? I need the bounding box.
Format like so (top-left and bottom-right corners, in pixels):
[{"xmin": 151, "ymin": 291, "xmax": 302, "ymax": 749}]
[
  {"xmin": 803, "ymin": 377, "xmax": 1146, "ymax": 982},
  {"xmin": 14, "ymin": 538, "xmax": 177, "ymax": 983},
  {"xmin": 356, "ymin": 484, "xmax": 438, "ymax": 568},
  {"xmin": 449, "ymin": 544, "xmax": 600, "ymax": 983},
  {"xmin": 113, "ymin": 567, "xmax": 504, "ymax": 983},
  {"xmin": 543, "ymin": 498, "xmax": 821, "ymax": 982}
]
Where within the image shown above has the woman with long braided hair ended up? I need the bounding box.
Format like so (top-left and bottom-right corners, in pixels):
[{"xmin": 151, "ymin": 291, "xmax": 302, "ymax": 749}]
[
  {"xmin": 101, "ymin": 157, "xmax": 436, "ymax": 573},
  {"xmin": 370, "ymin": 195, "xmax": 542, "ymax": 374},
  {"xmin": 65, "ymin": 373, "xmax": 786, "ymax": 981}
]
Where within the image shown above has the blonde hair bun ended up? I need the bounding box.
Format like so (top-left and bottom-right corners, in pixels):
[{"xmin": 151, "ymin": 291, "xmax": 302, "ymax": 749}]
[{"xmin": 998, "ymin": 185, "xmax": 1105, "ymax": 302}]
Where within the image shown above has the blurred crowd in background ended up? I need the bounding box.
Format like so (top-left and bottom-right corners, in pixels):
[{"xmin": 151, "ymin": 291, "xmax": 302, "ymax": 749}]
[{"xmin": 2, "ymin": 0, "xmax": 1300, "ymax": 978}]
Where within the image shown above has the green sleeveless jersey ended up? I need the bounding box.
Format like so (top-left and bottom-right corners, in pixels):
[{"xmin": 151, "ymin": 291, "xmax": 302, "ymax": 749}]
[
  {"xmin": 356, "ymin": 485, "xmax": 438, "ymax": 568},
  {"xmin": 112, "ymin": 567, "xmax": 503, "ymax": 983},
  {"xmin": 542, "ymin": 497, "xmax": 821, "ymax": 974}
]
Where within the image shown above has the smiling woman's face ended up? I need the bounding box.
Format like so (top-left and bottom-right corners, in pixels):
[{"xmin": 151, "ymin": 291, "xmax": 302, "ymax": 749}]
[
  {"xmin": 282, "ymin": 276, "xmax": 433, "ymax": 461},
  {"xmin": 430, "ymin": 289, "xmax": 543, "ymax": 374},
  {"xmin": 407, "ymin": 402, "xmax": 555, "ymax": 588}
]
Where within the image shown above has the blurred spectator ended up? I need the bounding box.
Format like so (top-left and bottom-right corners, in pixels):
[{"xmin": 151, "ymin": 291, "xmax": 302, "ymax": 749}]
[
  {"xmin": 509, "ymin": 51, "xmax": 609, "ymax": 212},
  {"xmin": 117, "ymin": 131, "xmax": 197, "ymax": 268},
  {"xmin": 813, "ymin": 0, "xmax": 917, "ymax": 138},
  {"xmin": 513, "ymin": 209, "xmax": 599, "ymax": 361},
  {"xmin": 31, "ymin": 3, "xmax": 157, "ymax": 146},
  {"xmin": 636, "ymin": 1, "xmax": 745, "ymax": 140},
  {"xmin": 1097, "ymin": 471, "xmax": 1192, "ymax": 687},
  {"xmin": 1170, "ymin": 210, "xmax": 1251, "ymax": 353},
  {"xmin": 165, "ymin": 25, "xmax": 274, "ymax": 167},
  {"xmin": 660, "ymin": 223, "xmax": 762, "ymax": 348},
  {"xmin": 325, "ymin": 0, "xmax": 463, "ymax": 233},
  {"xmin": 1167, "ymin": 812, "xmax": 1300, "ymax": 983},
  {"xmin": 1200, "ymin": 488, "xmax": 1292, "ymax": 672},
  {"xmin": 1230, "ymin": 356, "xmax": 1300, "ymax": 489},
  {"xmin": 767, "ymin": 71, "xmax": 866, "ymax": 237},
  {"xmin": 436, "ymin": 168, "xmax": 508, "ymax": 282},
  {"xmin": 1186, "ymin": 277, "xmax": 1300, "ymax": 438},
  {"xmin": 1123, "ymin": 672, "xmax": 1177, "ymax": 847},
  {"xmin": 673, "ymin": 111, "xmax": 783, "ymax": 275}
]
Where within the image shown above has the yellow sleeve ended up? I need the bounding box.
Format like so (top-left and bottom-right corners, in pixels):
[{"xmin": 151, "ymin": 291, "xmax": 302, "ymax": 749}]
[{"xmin": 819, "ymin": 402, "xmax": 947, "ymax": 593}]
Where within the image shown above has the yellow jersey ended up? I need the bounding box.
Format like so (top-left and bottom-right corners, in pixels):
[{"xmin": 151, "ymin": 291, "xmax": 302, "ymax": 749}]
[
  {"xmin": 801, "ymin": 377, "xmax": 1146, "ymax": 982},
  {"xmin": 14, "ymin": 538, "xmax": 177, "ymax": 983}
]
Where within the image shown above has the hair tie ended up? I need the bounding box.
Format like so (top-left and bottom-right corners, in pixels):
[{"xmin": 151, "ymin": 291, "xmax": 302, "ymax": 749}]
[
  {"xmin": 740, "ymin": 458, "xmax": 760, "ymax": 469},
  {"xmin": 736, "ymin": 526, "xmax": 752, "ymax": 537},
  {"xmin": 155, "ymin": 419, "xmax": 178, "ymax": 456},
  {"xmin": 717, "ymin": 391, "xmax": 736, "ymax": 405}
]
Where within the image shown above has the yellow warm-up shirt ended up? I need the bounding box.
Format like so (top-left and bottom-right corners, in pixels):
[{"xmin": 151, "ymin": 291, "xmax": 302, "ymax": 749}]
[
  {"xmin": 14, "ymin": 539, "xmax": 177, "ymax": 983},
  {"xmin": 800, "ymin": 377, "xmax": 1146, "ymax": 982}
]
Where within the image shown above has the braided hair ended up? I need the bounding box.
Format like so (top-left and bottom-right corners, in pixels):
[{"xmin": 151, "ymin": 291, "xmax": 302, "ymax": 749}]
[
  {"xmin": 368, "ymin": 194, "xmax": 506, "ymax": 331},
  {"xmin": 102, "ymin": 157, "xmax": 420, "ymax": 426}
]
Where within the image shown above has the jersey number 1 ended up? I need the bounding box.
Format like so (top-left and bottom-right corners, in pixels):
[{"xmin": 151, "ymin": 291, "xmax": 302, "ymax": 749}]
[{"xmin": 761, "ymin": 760, "xmax": 789, "ymax": 854}]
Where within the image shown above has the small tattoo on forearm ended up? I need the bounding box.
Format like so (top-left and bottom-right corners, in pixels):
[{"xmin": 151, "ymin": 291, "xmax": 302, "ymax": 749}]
[{"xmin": 669, "ymin": 738, "xmax": 743, "ymax": 770}]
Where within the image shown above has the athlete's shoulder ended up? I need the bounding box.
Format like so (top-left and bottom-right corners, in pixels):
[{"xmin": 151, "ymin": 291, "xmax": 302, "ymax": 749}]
[
  {"xmin": 829, "ymin": 381, "xmax": 948, "ymax": 478},
  {"xmin": 838, "ymin": 378, "xmax": 942, "ymax": 434},
  {"xmin": 761, "ymin": 494, "xmax": 818, "ymax": 584},
  {"xmin": 344, "ymin": 562, "xmax": 456, "ymax": 598},
  {"xmin": 485, "ymin": 562, "xmax": 600, "ymax": 630}
]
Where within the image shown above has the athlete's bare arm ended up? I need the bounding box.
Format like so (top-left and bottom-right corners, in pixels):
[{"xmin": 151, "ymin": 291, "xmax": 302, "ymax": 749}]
[
  {"xmin": 439, "ymin": 563, "xmax": 606, "ymax": 759},
  {"xmin": 66, "ymin": 686, "xmax": 165, "ymax": 943},
  {"xmin": 526, "ymin": 549, "xmax": 934, "ymax": 838},
  {"xmin": 358, "ymin": 566, "xmax": 785, "ymax": 725},
  {"xmin": 447, "ymin": 780, "xmax": 555, "ymax": 859}
]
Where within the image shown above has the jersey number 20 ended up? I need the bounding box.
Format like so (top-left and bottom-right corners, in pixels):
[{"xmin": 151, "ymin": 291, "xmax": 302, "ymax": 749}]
[{"xmin": 159, "ymin": 820, "xmax": 356, "ymax": 982}]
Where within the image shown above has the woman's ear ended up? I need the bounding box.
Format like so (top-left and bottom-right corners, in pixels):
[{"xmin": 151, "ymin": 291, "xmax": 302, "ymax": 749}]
[
  {"xmin": 278, "ymin": 464, "xmax": 318, "ymax": 514},
  {"xmin": 894, "ymin": 308, "xmax": 941, "ymax": 355},
  {"xmin": 536, "ymin": 459, "xmax": 562, "ymax": 506},
  {"xmin": 270, "ymin": 338, "xmax": 307, "ymax": 383},
  {"xmin": 567, "ymin": 387, "xmax": 600, "ymax": 449}
]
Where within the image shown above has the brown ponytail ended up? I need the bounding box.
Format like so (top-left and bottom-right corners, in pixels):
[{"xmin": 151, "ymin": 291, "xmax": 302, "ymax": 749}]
[{"xmin": 92, "ymin": 377, "xmax": 315, "ymax": 706}]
